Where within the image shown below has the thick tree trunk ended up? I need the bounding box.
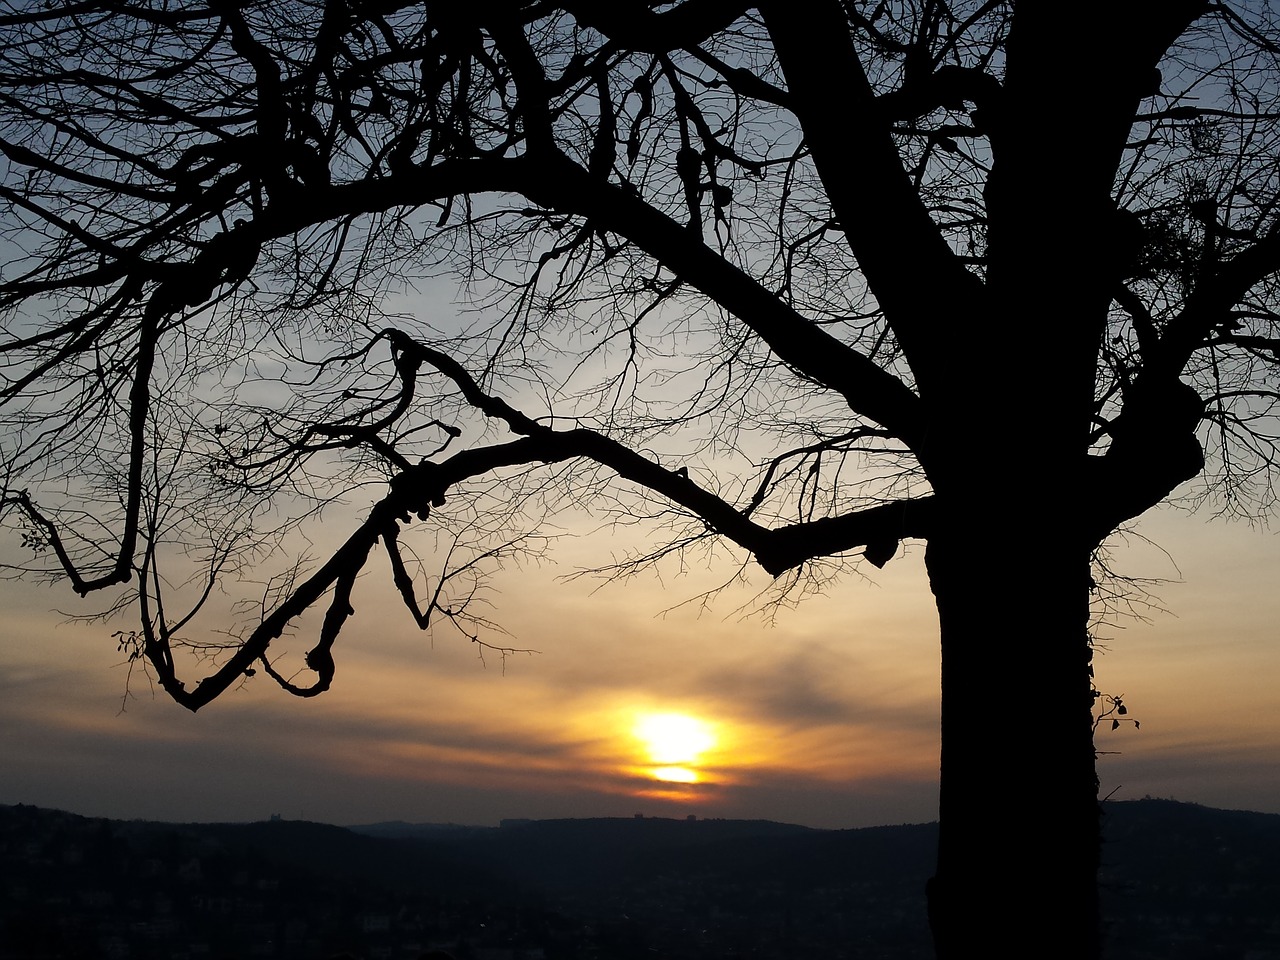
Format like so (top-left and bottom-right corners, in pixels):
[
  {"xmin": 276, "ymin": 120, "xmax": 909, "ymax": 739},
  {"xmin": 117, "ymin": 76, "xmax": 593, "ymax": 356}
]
[{"xmin": 924, "ymin": 517, "xmax": 1101, "ymax": 960}]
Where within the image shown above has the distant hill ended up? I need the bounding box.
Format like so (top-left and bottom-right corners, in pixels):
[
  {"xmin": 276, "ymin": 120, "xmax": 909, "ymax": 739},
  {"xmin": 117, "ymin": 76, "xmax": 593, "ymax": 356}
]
[
  {"xmin": 1098, "ymin": 800, "xmax": 1280, "ymax": 960},
  {"xmin": 345, "ymin": 819, "xmax": 492, "ymax": 840},
  {"xmin": 2, "ymin": 800, "xmax": 1278, "ymax": 959},
  {"xmin": 350, "ymin": 815, "xmax": 857, "ymax": 893}
]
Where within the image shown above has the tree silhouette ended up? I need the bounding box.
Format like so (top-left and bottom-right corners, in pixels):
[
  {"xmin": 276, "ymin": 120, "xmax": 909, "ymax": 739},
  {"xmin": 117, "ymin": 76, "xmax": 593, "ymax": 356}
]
[{"xmin": 2, "ymin": 2, "xmax": 1278, "ymax": 957}]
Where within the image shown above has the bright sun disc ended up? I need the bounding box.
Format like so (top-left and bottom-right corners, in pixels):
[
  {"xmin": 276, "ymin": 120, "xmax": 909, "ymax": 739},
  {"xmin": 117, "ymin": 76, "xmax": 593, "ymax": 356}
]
[{"xmin": 634, "ymin": 712, "xmax": 716, "ymax": 767}]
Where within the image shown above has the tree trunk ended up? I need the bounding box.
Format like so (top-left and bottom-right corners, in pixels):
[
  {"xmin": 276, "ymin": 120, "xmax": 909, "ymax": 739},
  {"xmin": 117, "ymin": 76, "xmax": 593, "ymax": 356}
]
[{"xmin": 924, "ymin": 515, "xmax": 1101, "ymax": 960}]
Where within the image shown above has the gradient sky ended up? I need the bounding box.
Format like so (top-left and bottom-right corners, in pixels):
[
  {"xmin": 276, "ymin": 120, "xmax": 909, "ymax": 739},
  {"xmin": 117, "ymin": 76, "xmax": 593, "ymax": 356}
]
[{"xmin": 2, "ymin": 492, "xmax": 1278, "ymax": 830}]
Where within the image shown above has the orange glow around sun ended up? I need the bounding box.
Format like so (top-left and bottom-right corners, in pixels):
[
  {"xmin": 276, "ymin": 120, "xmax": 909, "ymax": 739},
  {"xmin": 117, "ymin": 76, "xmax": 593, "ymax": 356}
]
[{"xmin": 633, "ymin": 712, "xmax": 717, "ymax": 784}]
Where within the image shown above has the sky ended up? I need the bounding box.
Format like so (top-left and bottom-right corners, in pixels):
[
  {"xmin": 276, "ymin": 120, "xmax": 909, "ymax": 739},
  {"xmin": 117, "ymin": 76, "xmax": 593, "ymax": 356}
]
[
  {"xmin": 1, "ymin": 4, "xmax": 1277, "ymax": 838},
  {"xmin": 2, "ymin": 493, "xmax": 1278, "ymax": 831}
]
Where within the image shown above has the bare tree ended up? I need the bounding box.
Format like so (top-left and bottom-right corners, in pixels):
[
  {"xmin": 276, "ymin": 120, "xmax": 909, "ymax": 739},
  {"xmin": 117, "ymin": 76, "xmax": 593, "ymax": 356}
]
[{"xmin": 2, "ymin": 1, "xmax": 1279, "ymax": 957}]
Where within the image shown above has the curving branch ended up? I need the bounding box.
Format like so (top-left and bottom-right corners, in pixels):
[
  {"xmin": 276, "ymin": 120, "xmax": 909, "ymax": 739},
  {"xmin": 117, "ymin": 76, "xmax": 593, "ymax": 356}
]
[
  {"xmin": 560, "ymin": 0, "xmax": 754, "ymax": 53},
  {"xmin": 388, "ymin": 330, "xmax": 931, "ymax": 575}
]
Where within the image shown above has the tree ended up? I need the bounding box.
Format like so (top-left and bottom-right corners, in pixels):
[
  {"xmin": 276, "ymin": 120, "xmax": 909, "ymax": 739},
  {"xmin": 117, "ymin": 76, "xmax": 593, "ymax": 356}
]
[{"xmin": 1, "ymin": 1, "xmax": 1278, "ymax": 956}]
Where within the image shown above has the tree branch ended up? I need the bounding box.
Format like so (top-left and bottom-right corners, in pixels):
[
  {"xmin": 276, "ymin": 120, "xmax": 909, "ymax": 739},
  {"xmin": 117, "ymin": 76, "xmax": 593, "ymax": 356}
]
[
  {"xmin": 761, "ymin": 0, "xmax": 988, "ymax": 397},
  {"xmin": 512, "ymin": 152, "xmax": 926, "ymax": 445},
  {"xmin": 1156, "ymin": 228, "xmax": 1280, "ymax": 377},
  {"xmin": 390, "ymin": 330, "xmax": 931, "ymax": 574},
  {"xmin": 561, "ymin": 0, "xmax": 753, "ymax": 52}
]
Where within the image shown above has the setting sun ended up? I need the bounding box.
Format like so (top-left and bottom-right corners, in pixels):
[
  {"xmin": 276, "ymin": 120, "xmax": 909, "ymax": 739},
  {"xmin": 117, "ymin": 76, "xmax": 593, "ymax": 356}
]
[{"xmin": 633, "ymin": 712, "xmax": 717, "ymax": 783}]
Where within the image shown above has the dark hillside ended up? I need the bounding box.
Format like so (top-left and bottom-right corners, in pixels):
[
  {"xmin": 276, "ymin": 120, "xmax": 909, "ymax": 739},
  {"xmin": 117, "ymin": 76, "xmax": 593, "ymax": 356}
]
[{"xmin": 2, "ymin": 800, "xmax": 1277, "ymax": 959}]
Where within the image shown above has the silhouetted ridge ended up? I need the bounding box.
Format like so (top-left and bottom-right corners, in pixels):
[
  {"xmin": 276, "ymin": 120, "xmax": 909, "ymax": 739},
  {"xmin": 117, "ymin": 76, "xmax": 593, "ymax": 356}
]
[{"xmin": 3, "ymin": 801, "xmax": 1278, "ymax": 959}]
